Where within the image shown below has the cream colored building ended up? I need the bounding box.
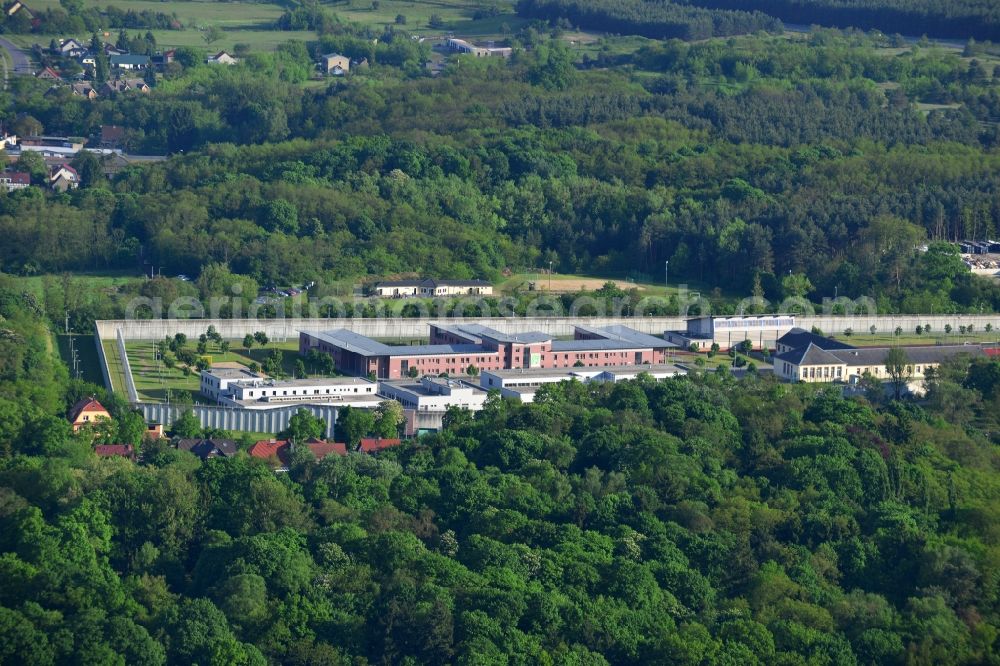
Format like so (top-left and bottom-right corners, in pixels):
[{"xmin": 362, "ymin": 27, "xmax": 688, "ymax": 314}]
[
  {"xmin": 320, "ymin": 53, "xmax": 350, "ymax": 75},
  {"xmin": 774, "ymin": 343, "xmax": 985, "ymax": 384},
  {"xmin": 372, "ymin": 279, "xmax": 493, "ymax": 298}
]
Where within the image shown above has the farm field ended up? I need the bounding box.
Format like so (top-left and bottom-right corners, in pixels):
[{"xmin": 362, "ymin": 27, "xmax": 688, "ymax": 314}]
[
  {"xmin": 9, "ymin": 0, "xmax": 314, "ymax": 51},
  {"xmin": 332, "ymin": 0, "xmax": 521, "ymax": 37},
  {"xmin": 499, "ymin": 272, "xmax": 720, "ymax": 298},
  {"xmin": 14, "ymin": 0, "xmax": 523, "ymax": 51}
]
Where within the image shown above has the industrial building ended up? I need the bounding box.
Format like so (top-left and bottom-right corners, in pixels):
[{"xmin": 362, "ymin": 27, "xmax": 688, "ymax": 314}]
[
  {"xmin": 665, "ymin": 315, "xmax": 797, "ymax": 351},
  {"xmin": 378, "ymin": 376, "xmax": 488, "ymax": 413}
]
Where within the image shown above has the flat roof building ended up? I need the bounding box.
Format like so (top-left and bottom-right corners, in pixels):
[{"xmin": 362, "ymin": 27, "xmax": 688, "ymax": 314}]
[
  {"xmin": 480, "ymin": 364, "xmax": 686, "ymax": 403},
  {"xmin": 200, "ymin": 366, "xmax": 264, "ymax": 401},
  {"xmin": 379, "ymin": 376, "xmax": 488, "ymax": 413},
  {"xmin": 200, "ymin": 367, "xmax": 380, "ymax": 409},
  {"xmin": 300, "ymin": 323, "xmax": 678, "ymax": 380},
  {"xmin": 666, "ymin": 315, "xmax": 797, "ymax": 351},
  {"xmin": 371, "ymin": 278, "xmax": 494, "ymax": 298}
]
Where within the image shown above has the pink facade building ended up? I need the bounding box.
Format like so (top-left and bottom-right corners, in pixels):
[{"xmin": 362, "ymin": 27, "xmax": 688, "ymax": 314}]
[{"xmin": 300, "ymin": 323, "xmax": 677, "ymax": 379}]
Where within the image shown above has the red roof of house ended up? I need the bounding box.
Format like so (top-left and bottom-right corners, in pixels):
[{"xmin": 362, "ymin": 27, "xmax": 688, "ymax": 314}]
[
  {"xmin": 307, "ymin": 440, "xmax": 348, "ymax": 458},
  {"xmin": 5, "ymin": 171, "xmax": 29, "ymax": 185},
  {"xmin": 101, "ymin": 124, "xmax": 125, "ymax": 142},
  {"xmin": 359, "ymin": 437, "xmax": 402, "ymax": 453},
  {"xmin": 94, "ymin": 444, "xmax": 135, "ymax": 459},
  {"xmin": 69, "ymin": 397, "xmax": 108, "ymax": 423},
  {"xmin": 249, "ymin": 439, "xmax": 290, "ymax": 465}
]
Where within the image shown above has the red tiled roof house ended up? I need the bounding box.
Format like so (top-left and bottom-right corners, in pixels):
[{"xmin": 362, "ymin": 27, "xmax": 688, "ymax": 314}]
[{"xmin": 68, "ymin": 397, "xmax": 111, "ymax": 432}]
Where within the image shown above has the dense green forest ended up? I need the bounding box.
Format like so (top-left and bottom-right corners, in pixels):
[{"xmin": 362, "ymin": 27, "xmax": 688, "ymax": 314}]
[
  {"xmin": 4, "ymin": 275, "xmax": 1000, "ymax": 663},
  {"xmin": 519, "ymin": 0, "xmax": 1000, "ymax": 42},
  {"xmin": 516, "ymin": 0, "xmax": 782, "ymax": 41},
  {"xmin": 685, "ymin": 0, "xmax": 1000, "ymax": 42},
  {"xmin": 4, "ymin": 28, "xmax": 1000, "ymax": 317}
]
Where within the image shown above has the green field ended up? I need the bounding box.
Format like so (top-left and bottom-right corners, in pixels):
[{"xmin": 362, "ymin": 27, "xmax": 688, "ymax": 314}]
[
  {"xmin": 57, "ymin": 333, "xmax": 104, "ymax": 385},
  {"xmin": 102, "ymin": 339, "xmax": 127, "ymax": 394},
  {"xmin": 16, "ymin": 0, "xmax": 521, "ymax": 51},
  {"xmin": 334, "ymin": 0, "xmax": 519, "ymax": 36},
  {"xmin": 11, "ymin": 0, "xmax": 314, "ymax": 51},
  {"xmin": 830, "ymin": 331, "xmax": 1000, "ymax": 348}
]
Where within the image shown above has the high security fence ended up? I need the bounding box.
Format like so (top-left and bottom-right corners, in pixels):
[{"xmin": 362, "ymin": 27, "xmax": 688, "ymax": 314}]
[
  {"xmin": 96, "ymin": 314, "xmax": 1000, "ymax": 343},
  {"xmin": 138, "ymin": 402, "xmax": 339, "ymax": 438}
]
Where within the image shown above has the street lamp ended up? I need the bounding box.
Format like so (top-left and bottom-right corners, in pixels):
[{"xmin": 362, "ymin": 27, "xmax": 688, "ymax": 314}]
[
  {"xmin": 665, "ymin": 260, "xmax": 669, "ymax": 290},
  {"xmin": 549, "ymin": 260, "xmax": 553, "ymax": 291}
]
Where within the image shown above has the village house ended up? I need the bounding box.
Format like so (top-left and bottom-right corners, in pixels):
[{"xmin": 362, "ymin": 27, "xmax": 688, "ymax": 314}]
[
  {"xmin": 56, "ymin": 37, "xmax": 85, "ymax": 58},
  {"xmin": 70, "ymin": 82, "xmax": 98, "ymax": 99},
  {"xmin": 68, "ymin": 397, "xmax": 111, "ymax": 432},
  {"xmin": 102, "ymin": 78, "xmax": 150, "ymax": 95},
  {"xmin": 206, "ymin": 51, "xmax": 238, "ymax": 65},
  {"xmin": 98, "ymin": 124, "xmax": 125, "ymax": 150},
  {"xmin": 100, "ymin": 153, "xmax": 135, "ymax": 179},
  {"xmin": 248, "ymin": 438, "xmax": 348, "ymax": 470},
  {"xmin": 319, "ymin": 53, "xmax": 350, "ymax": 75},
  {"xmin": 359, "ymin": 437, "xmax": 402, "ymax": 453},
  {"xmin": 94, "ymin": 444, "xmax": 136, "ymax": 460},
  {"xmin": 0, "ymin": 171, "xmax": 30, "ymax": 192},
  {"xmin": 36, "ymin": 66, "xmax": 61, "ymax": 81},
  {"xmin": 49, "ymin": 163, "xmax": 79, "ymax": 191},
  {"xmin": 151, "ymin": 49, "xmax": 175, "ymax": 70},
  {"xmin": 175, "ymin": 438, "xmax": 238, "ymax": 460}
]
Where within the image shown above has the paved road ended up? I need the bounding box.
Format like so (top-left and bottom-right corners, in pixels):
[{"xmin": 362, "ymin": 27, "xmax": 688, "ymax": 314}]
[{"xmin": 0, "ymin": 37, "xmax": 32, "ymax": 75}]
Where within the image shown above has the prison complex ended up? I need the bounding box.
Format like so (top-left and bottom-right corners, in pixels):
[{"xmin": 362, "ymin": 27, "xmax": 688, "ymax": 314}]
[{"xmin": 299, "ymin": 323, "xmax": 678, "ymax": 379}]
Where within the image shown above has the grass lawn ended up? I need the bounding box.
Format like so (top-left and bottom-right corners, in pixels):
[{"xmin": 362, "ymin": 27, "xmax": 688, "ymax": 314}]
[
  {"xmin": 57, "ymin": 333, "xmax": 105, "ymax": 386},
  {"xmin": 832, "ymin": 331, "xmax": 1000, "ymax": 347},
  {"xmin": 123, "ymin": 338, "xmax": 324, "ymax": 402},
  {"xmin": 102, "ymin": 339, "xmax": 127, "ymax": 394},
  {"xmin": 127, "ymin": 341, "xmax": 201, "ymax": 403}
]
